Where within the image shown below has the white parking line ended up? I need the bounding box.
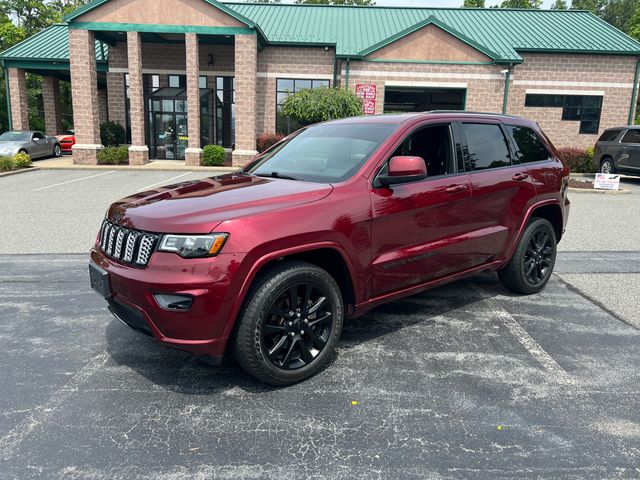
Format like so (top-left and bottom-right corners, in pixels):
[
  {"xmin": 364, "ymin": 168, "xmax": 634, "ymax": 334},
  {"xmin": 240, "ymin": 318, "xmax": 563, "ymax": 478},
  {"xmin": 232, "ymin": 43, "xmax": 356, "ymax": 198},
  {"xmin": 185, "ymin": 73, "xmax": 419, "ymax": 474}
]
[
  {"xmin": 136, "ymin": 172, "xmax": 193, "ymax": 192},
  {"xmin": 472, "ymin": 283, "xmax": 570, "ymax": 383},
  {"xmin": 33, "ymin": 171, "xmax": 117, "ymax": 192}
]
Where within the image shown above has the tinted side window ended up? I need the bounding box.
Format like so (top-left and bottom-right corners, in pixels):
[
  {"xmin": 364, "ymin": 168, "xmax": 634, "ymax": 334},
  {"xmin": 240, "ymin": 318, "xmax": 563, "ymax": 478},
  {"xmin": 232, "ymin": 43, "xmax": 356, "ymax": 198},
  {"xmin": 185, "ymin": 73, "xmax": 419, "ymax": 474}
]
[
  {"xmin": 33, "ymin": 132, "xmax": 44, "ymax": 140},
  {"xmin": 461, "ymin": 123, "xmax": 511, "ymax": 171},
  {"xmin": 390, "ymin": 124, "xmax": 455, "ymax": 178},
  {"xmin": 505, "ymin": 125, "xmax": 551, "ymax": 164},
  {"xmin": 599, "ymin": 129, "xmax": 622, "ymax": 142},
  {"xmin": 621, "ymin": 130, "xmax": 640, "ymax": 144}
]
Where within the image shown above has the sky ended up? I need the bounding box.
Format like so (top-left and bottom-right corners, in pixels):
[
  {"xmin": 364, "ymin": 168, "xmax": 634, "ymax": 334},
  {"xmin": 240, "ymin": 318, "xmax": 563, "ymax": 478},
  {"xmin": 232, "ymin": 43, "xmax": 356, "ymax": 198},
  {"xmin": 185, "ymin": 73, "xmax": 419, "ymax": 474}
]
[{"xmin": 362, "ymin": 0, "xmax": 556, "ymax": 7}]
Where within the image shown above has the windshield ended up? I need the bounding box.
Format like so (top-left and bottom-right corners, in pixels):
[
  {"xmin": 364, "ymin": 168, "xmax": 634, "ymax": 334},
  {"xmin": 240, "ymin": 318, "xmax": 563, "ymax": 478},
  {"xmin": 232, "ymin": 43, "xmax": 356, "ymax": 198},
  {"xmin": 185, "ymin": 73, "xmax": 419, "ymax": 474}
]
[
  {"xmin": 0, "ymin": 132, "xmax": 30, "ymax": 142},
  {"xmin": 248, "ymin": 123, "xmax": 399, "ymax": 183}
]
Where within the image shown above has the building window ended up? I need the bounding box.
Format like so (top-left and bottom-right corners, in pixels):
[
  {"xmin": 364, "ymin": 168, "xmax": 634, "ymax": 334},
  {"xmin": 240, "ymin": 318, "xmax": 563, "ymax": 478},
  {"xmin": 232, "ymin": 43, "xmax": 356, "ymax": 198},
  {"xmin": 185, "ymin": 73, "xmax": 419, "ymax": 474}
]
[
  {"xmin": 276, "ymin": 78, "xmax": 330, "ymax": 135},
  {"xmin": 524, "ymin": 94, "xmax": 603, "ymax": 134},
  {"xmin": 169, "ymin": 75, "xmax": 186, "ymax": 88},
  {"xmin": 151, "ymin": 75, "xmax": 160, "ymax": 92},
  {"xmin": 199, "ymin": 76, "xmax": 208, "ymax": 89},
  {"xmin": 216, "ymin": 77, "xmax": 235, "ymax": 147}
]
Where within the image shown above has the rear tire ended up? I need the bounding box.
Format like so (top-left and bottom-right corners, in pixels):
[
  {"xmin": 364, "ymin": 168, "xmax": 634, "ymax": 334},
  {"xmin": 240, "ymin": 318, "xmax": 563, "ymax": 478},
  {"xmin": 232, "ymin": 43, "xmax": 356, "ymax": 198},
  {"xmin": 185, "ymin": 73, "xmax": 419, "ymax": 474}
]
[
  {"xmin": 53, "ymin": 144, "xmax": 62, "ymax": 157},
  {"xmin": 600, "ymin": 157, "xmax": 616, "ymax": 174},
  {"xmin": 498, "ymin": 218, "xmax": 557, "ymax": 295},
  {"xmin": 233, "ymin": 261, "xmax": 343, "ymax": 386}
]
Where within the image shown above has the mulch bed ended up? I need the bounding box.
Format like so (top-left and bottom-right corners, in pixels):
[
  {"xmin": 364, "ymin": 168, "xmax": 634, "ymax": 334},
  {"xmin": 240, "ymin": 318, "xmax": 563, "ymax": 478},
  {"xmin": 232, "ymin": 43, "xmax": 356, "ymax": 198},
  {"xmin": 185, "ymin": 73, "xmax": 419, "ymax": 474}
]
[{"xmin": 568, "ymin": 178, "xmax": 594, "ymax": 190}]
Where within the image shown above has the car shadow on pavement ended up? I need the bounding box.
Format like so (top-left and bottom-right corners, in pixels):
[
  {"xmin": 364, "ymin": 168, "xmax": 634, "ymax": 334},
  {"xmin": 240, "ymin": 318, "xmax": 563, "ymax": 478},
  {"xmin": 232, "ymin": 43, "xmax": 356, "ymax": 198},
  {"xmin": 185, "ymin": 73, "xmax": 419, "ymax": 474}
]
[{"xmin": 103, "ymin": 272, "xmax": 506, "ymax": 394}]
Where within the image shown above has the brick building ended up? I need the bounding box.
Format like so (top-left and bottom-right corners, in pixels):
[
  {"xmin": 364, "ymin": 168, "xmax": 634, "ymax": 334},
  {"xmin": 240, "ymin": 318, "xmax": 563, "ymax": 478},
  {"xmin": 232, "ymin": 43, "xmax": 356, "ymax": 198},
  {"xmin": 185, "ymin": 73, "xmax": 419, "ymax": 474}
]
[{"xmin": 2, "ymin": 1, "xmax": 640, "ymax": 166}]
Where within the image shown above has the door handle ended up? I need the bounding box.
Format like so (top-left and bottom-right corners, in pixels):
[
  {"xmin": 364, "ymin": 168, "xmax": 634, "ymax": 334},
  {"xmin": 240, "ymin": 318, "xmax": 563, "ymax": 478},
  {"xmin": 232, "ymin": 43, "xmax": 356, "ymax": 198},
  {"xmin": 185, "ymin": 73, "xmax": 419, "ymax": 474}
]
[
  {"xmin": 446, "ymin": 184, "xmax": 468, "ymax": 194},
  {"xmin": 512, "ymin": 173, "xmax": 529, "ymax": 181}
]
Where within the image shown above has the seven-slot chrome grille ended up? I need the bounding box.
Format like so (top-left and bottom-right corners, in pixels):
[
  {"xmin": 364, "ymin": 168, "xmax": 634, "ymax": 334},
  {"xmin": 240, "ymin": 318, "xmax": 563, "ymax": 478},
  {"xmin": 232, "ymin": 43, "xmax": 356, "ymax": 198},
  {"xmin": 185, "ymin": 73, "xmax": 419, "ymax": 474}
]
[{"xmin": 99, "ymin": 219, "xmax": 159, "ymax": 267}]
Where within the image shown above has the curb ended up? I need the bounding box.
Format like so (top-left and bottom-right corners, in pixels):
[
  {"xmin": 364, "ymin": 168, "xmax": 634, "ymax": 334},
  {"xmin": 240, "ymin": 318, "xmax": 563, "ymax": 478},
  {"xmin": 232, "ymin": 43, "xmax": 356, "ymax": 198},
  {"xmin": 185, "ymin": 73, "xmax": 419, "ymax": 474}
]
[
  {"xmin": 568, "ymin": 187, "xmax": 630, "ymax": 195},
  {"xmin": 0, "ymin": 167, "xmax": 40, "ymax": 179}
]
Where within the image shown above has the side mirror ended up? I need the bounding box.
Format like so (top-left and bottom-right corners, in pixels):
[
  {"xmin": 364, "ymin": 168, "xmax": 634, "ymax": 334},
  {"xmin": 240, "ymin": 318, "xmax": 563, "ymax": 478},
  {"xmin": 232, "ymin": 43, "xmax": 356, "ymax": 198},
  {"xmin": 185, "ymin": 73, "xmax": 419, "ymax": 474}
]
[{"xmin": 376, "ymin": 156, "xmax": 427, "ymax": 187}]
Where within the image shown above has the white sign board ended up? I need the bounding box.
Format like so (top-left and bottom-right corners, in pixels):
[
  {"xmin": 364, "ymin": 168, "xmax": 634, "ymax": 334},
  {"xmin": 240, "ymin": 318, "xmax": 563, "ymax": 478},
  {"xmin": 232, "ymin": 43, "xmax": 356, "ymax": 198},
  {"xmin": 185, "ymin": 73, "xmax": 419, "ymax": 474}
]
[{"xmin": 594, "ymin": 173, "xmax": 621, "ymax": 191}]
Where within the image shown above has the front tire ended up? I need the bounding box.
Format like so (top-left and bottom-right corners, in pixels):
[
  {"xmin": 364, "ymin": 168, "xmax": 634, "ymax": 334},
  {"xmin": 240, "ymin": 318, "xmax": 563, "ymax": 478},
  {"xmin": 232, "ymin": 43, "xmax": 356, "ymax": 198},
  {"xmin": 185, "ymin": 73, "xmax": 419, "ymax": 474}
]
[
  {"xmin": 498, "ymin": 218, "xmax": 557, "ymax": 295},
  {"xmin": 233, "ymin": 261, "xmax": 343, "ymax": 386},
  {"xmin": 600, "ymin": 157, "xmax": 615, "ymax": 174}
]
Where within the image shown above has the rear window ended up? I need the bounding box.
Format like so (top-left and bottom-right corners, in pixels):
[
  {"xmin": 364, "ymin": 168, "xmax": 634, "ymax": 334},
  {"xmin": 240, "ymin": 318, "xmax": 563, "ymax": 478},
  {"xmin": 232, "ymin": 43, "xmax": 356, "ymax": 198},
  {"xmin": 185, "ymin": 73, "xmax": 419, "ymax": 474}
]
[
  {"xmin": 599, "ymin": 129, "xmax": 622, "ymax": 142},
  {"xmin": 461, "ymin": 123, "xmax": 512, "ymax": 171},
  {"xmin": 621, "ymin": 129, "xmax": 640, "ymax": 144},
  {"xmin": 505, "ymin": 125, "xmax": 552, "ymax": 164}
]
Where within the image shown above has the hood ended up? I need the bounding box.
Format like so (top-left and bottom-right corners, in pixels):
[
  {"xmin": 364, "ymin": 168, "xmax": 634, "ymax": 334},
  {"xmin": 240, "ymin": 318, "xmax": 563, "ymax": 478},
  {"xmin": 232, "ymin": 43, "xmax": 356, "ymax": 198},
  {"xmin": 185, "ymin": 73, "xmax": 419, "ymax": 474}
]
[
  {"xmin": 0, "ymin": 141, "xmax": 22, "ymax": 153},
  {"xmin": 107, "ymin": 173, "xmax": 334, "ymax": 234}
]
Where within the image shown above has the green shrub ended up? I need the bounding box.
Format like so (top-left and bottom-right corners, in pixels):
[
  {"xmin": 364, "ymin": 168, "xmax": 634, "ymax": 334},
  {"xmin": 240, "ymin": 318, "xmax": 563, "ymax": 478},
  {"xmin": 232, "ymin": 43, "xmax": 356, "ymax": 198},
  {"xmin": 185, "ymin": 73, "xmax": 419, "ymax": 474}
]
[
  {"xmin": 557, "ymin": 147, "xmax": 596, "ymax": 173},
  {"xmin": 97, "ymin": 146, "xmax": 129, "ymax": 165},
  {"xmin": 281, "ymin": 87, "xmax": 363, "ymax": 125},
  {"xmin": 12, "ymin": 152, "xmax": 32, "ymax": 168},
  {"xmin": 202, "ymin": 145, "xmax": 226, "ymax": 166},
  {"xmin": 257, "ymin": 133, "xmax": 285, "ymax": 153},
  {"xmin": 0, "ymin": 156, "xmax": 14, "ymax": 171},
  {"xmin": 100, "ymin": 121, "xmax": 126, "ymax": 147}
]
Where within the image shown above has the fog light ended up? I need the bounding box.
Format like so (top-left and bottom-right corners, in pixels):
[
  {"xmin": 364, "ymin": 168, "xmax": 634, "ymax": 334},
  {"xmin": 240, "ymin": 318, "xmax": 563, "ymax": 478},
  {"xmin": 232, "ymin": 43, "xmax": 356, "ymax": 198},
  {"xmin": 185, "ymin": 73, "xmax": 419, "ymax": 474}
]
[{"xmin": 154, "ymin": 294, "xmax": 194, "ymax": 311}]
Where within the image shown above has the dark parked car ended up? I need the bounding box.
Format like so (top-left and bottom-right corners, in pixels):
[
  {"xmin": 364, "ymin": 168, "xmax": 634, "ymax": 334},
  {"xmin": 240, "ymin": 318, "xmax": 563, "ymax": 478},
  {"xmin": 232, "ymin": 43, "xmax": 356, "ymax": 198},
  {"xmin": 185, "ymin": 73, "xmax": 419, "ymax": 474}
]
[
  {"xmin": 89, "ymin": 112, "xmax": 570, "ymax": 385},
  {"xmin": 594, "ymin": 126, "xmax": 640, "ymax": 175},
  {"xmin": 0, "ymin": 130, "xmax": 62, "ymax": 159}
]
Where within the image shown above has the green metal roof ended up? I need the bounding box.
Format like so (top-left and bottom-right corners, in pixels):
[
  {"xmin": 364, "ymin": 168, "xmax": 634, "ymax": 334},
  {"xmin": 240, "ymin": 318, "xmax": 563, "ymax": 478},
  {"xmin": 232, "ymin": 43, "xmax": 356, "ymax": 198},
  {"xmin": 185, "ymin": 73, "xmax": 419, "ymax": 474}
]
[
  {"xmin": 227, "ymin": 3, "xmax": 640, "ymax": 61},
  {"xmin": 0, "ymin": 23, "xmax": 107, "ymax": 63},
  {"xmin": 2, "ymin": 3, "xmax": 640, "ymax": 66}
]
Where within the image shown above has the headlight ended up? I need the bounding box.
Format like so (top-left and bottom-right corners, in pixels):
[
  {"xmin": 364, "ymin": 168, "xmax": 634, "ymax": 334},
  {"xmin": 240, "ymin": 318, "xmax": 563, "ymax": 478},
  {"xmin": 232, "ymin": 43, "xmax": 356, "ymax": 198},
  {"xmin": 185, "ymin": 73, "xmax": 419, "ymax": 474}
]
[{"xmin": 158, "ymin": 233, "xmax": 228, "ymax": 258}]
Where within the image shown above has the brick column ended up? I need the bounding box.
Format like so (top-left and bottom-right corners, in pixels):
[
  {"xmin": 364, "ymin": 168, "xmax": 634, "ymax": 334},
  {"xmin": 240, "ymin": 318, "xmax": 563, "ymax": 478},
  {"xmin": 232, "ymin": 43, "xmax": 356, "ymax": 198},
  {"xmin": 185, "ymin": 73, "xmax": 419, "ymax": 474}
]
[
  {"xmin": 69, "ymin": 29, "xmax": 102, "ymax": 164},
  {"xmin": 185, "ymin": 33, "xmax": 202, "ymax": 166},
  {"xmin": 106, "ymin": 72, "xmax": 127, "ymax": 127},
  {"xmin": 126, "ymin": 31, "xmax": 149, "ymax": 165},
  {"xmin": 42, "ymin": 76, "xmax": 62, "ymax": 135},
  {"xmin": 8, "ymin": 68, "xmax": 29, "ymax": 131},
  {"xmin": 232, "ymin": 34, "xmax": 258, "ymax": 167}
]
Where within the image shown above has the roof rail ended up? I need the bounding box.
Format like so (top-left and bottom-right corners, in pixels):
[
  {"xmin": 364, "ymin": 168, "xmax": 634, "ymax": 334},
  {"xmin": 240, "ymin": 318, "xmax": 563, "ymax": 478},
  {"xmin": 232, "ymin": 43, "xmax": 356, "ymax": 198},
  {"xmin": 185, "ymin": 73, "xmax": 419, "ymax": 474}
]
[{"xmin": 426, "ymin": 110, "xmax": 520, "ymax": 118}]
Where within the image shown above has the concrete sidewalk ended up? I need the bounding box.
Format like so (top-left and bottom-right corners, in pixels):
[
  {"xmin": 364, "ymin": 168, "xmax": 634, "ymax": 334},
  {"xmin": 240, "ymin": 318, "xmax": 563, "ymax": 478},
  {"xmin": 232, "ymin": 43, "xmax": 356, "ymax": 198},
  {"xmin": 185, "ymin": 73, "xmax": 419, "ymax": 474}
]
[{"xmin": 35, "ymin": 155, "xmax": 239, "ymax": 173}]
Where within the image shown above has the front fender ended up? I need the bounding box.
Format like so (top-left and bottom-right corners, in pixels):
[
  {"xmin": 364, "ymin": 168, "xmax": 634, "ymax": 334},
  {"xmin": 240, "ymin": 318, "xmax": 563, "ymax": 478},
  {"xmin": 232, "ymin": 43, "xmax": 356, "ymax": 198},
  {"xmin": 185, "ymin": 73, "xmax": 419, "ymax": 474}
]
[{"xmin": 221, "ymin": 240, "xmax": 359, "ymax": 339}]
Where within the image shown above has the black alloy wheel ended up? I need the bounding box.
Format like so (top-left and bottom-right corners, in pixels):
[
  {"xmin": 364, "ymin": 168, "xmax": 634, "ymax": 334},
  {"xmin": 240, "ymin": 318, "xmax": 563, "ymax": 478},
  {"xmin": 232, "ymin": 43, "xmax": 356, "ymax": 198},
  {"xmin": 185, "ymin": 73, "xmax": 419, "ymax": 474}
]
[
  {"xmin": 498, "ymin": 217, "xmax": 557, "ymax": 295},
  {"xmin": 523, "ymin": 229, "xmax": 554, "ymax": 286},
  {"xmin": 261, "ymin": 282, "xmax": 334, "ymax": 370},
  {"xmin": 233, "ymin": 261, "xmax": 343, "ymax": 386}
]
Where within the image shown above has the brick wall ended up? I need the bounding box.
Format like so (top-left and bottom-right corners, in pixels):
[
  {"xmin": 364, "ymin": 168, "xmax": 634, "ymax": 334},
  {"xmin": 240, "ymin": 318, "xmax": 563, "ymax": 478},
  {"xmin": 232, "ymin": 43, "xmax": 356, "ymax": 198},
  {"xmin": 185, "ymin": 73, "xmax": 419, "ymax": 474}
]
[
  {"xmin": 8, "ymin": 68, "xmax": 29, "ymax": 131},
  {"xmin": 508, "ymin": 53, "xmax": 638, "ymax": 148},
  {"xmin": 256, "ymin": 46, "xmax": 335, "ymax": 134},
  {"xmin": 234, "ymin": 34, "xmax": 257, "ymax": 157},
  {"xmin": 69, "ymin": 29, "xmax": 101, "ymax": 146}
]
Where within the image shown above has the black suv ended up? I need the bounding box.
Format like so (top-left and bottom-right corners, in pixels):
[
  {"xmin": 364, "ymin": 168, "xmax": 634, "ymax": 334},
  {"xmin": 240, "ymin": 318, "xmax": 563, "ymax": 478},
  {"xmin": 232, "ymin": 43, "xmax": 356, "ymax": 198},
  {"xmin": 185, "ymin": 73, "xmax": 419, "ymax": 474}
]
[{"xmin": 594, "ymin": 126, "xmax": 640, "ymax": 176}]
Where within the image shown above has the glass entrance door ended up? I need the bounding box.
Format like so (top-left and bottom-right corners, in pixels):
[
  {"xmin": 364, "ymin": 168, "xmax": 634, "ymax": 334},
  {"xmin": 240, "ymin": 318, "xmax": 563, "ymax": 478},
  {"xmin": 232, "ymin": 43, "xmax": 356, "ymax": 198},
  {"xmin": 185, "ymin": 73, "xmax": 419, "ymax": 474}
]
[{"xmin": 153, "ymin": 113, "xmax": 188, "ymax": 160}]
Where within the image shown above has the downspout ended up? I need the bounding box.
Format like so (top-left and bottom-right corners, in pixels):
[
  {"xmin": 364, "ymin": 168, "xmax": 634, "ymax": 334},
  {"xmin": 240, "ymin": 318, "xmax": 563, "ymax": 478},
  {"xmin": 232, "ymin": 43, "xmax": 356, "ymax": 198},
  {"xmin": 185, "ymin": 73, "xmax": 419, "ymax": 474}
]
[
  {"xmin": 628, "ymin": 59, "xmax": 640, "ymax": 125},
  {"xmin": 345, "ymin": 58, "xmax": 350, "ymax": 89},
  {"xmin": 502, "ymin": 64, "xmax": 513, "ymax": 115},
  {"xmin": 2, "ymin": 63, "xmax": 12, "ymax": 131}
]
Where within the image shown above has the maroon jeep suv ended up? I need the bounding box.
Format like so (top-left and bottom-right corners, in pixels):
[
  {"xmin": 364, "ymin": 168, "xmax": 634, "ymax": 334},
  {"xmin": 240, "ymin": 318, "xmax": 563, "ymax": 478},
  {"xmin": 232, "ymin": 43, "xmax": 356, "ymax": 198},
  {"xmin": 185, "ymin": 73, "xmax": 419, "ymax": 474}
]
[{"xmin": 90, "ymin": 112, "xmax": 570, "ymax": 385}]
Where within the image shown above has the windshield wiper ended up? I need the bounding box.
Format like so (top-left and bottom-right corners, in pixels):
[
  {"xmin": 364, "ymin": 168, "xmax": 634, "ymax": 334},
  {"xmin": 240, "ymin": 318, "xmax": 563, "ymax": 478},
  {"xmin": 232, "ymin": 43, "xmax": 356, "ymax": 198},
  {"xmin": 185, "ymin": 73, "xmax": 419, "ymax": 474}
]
[{"xmin": 254, "ymin": 172, "xmax": 303, "ymax": 181}]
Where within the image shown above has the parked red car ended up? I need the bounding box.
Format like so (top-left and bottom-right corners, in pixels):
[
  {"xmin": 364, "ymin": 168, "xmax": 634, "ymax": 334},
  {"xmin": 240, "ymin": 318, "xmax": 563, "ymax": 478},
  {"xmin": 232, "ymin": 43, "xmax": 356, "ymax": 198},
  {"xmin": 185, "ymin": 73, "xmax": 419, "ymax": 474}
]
[
  {"xmin": 90, "ymin": 112, "xmax": 570, "ymax": 385},
  {"xmin": 56, "ymin": 130, "xmax": 75, "ymax": 154}
]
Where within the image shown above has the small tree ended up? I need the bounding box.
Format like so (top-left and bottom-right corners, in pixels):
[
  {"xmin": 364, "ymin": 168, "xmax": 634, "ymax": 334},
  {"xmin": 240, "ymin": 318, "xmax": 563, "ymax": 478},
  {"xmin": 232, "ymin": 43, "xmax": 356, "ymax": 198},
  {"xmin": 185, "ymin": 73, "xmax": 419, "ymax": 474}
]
[{"xmin": 280, "ymin": 87, "xmax": 363, "ymax": 126}]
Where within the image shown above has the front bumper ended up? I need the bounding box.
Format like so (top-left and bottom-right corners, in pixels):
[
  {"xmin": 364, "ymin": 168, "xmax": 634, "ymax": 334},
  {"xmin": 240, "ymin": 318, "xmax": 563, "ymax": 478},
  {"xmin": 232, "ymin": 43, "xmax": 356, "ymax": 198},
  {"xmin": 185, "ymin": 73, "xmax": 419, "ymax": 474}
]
[{"xmin": 90, "ymin": 247, "xmax": 245, "ymax": 360}]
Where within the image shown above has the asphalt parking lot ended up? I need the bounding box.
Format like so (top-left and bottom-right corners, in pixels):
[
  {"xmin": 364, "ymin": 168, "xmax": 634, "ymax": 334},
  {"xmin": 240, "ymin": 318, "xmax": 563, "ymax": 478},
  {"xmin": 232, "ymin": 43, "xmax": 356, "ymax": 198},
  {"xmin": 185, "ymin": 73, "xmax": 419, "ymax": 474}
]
[{"xmin": 1, "ymin": 170, "xmax": 639, "ymax": 478}]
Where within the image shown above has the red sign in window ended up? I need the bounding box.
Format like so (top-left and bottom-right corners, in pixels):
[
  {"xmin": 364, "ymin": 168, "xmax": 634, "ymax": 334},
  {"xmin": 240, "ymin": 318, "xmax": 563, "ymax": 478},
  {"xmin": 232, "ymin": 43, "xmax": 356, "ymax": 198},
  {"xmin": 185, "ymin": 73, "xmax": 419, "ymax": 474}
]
[{"xmin": 356, "ymin": 84, "xmax": 377, "ymax": 115}]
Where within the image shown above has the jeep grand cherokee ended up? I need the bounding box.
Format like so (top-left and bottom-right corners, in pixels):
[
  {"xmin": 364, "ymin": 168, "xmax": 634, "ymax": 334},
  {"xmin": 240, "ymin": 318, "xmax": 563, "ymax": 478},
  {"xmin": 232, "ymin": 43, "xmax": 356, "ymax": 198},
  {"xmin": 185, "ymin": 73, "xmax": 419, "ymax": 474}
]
[{"xmin": 90, "ymin": 112, "xmax": 570, "ymax": 385}]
